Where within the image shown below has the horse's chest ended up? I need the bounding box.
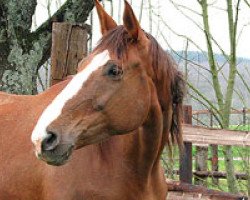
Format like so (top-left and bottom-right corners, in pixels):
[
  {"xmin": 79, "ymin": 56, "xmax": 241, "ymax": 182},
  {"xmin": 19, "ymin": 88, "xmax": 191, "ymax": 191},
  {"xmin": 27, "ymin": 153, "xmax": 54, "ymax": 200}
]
[
  {"xmin": 42, "ymin": 144, "xmax": 163, "ymax": 200},
  {"xmin": 43, "ymin": 165, "xmax": 145, "ymax": 200}
]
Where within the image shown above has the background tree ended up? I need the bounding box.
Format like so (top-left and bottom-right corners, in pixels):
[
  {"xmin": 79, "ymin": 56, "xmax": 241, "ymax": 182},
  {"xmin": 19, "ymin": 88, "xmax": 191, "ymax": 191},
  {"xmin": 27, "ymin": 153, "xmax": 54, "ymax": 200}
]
[
  {"xmin": 197, "ymin": 0, "xmax": 241, "ymax": 193},
  {"xmin": 159, "ymin": 0, "xmax": 248, "ymax": 194},
  {"xmin": 0, "ymin": 0, "xmax": 94, "ymax": 94}
]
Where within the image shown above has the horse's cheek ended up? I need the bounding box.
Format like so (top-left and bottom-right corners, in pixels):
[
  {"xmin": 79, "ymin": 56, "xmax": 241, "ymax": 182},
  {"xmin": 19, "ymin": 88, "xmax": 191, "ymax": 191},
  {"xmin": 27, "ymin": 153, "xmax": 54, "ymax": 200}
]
[{"xmin": 105, "ymin": 78, "xmax": 150, "ymax": 133}]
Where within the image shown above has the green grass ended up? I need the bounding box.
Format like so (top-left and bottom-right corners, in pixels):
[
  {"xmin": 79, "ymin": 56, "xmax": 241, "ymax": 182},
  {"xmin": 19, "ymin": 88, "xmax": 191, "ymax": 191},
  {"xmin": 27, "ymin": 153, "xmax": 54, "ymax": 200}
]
[{"xmin": 229, "ymin": 124, "xmax": 250, "ymax": 131}]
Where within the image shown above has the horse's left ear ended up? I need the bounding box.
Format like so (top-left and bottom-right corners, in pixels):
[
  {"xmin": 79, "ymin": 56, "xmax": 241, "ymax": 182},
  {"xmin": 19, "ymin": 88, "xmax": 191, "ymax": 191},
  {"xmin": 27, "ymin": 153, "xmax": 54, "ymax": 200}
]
[{"xmin": 123, "ymin": 0, "xmax": 148, "ymax": 45}]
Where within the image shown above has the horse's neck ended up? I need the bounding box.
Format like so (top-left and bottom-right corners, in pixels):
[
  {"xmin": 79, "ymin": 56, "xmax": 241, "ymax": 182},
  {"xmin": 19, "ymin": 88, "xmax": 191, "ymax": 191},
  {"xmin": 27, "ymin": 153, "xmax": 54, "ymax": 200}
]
[
  {"xmin": 38, "ymin": 79, "xmax": 71, "ymax": 101},
  {"xmin": 0, "ymin": 79, "xmax": 70, "ymax": 106},
  {"xmin": 138, "ymin": 95, "xmax": 164, "ymax": 172},
  {"xmin": 32, "ymin": 79, "xmax": 70, "ymax": 111},
  {"xmin": 0, "ymin": 91, "xmax": 29, "ymax": 99},
  {"xmin": 0, "ymin": 91, "xmax": 34, "ymax": 110},
  {"xmin": 0, "ymin": 92, "xmax": 14, "ymax": 105}
]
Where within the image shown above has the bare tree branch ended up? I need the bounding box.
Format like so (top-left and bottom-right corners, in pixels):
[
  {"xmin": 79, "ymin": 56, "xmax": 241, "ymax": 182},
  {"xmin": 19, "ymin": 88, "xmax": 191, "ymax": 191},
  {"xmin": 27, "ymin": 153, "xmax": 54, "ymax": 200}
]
[
  {"xmin": 169, "ymin": 0, "xmax": 229, "ymax": 61},
  {"xmin": 244, "ymin": 0, "xmax": 250, "ymax": 7}
]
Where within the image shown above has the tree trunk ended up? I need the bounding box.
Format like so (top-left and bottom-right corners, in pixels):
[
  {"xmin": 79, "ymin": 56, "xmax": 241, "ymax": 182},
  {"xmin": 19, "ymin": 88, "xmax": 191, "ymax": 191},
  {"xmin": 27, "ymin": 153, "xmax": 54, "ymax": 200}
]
[
  {"xmin": 198, "ymin": 0, "xmax": 240, "ymax": 193},
  {"xmin": 0, "ymin": 0, "xmax": 94, "ymax": 94}
]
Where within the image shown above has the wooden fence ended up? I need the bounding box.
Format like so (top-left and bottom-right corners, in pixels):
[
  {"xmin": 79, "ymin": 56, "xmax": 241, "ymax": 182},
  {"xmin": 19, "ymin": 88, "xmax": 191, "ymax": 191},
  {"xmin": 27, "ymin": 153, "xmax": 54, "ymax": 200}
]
[
  {"xmin": 193, "ymin": 108, "xmax": 250, "ymax": 127},
  {"xmin": 166, "ymin": 105, "xmax": 249, "ymax": 199},
  {"xmin": 178, "ymin": 105, "xmax": 249, "ymax": 188}
]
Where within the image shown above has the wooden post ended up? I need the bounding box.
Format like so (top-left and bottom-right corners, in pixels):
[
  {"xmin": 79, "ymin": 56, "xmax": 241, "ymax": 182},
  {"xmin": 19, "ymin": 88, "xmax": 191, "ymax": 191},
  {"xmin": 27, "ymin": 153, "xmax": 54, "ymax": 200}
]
[
  {"xmin": 211, "ymin": 144, "xmax": 219, "ymax": 185},
  {"xmin": 197, "ymin": 113, "xmax": 199, "ymax": 125},
  {"xmin": 243, "ymin": 107, "xmax": 246, "ymax": 126},
  {"xmin": 209, "ymin": 109, "xmax": 219, "ymax": 185},
  {"xmin": 50, "ymin": 22, "xmax": 88, "ymax": 86},
  {"xmin": 195, "ymin": 145, "xmax": 208, "ymax": 186},
  {"xmin": 194, "ymin": 110, "xmax": 209, "ymax": 186},
  {"xmin": 179, "ymin": 105, "xmax": 193, "ymax": 184},
  {"xmin": 209, "ymin": 109, "xmax": 213, "ymax": 127}
]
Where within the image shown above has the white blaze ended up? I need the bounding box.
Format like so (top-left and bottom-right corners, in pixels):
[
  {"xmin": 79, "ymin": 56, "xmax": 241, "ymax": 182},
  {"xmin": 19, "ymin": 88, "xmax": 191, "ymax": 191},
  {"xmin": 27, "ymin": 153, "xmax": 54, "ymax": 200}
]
[{"xmin": 31, "ymin": 50, "xmax": 110, "ymax": 143}]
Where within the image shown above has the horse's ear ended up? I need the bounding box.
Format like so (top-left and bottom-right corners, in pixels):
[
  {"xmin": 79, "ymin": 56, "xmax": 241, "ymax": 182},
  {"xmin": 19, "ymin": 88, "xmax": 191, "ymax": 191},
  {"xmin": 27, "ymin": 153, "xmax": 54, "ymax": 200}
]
[
  {"xmin": 123, "ymin": 0, "xmax": 148, "ymax": 44},
  {"xmin": 94, "ymin": 0, "xmax": 117, "ymax": 35}
]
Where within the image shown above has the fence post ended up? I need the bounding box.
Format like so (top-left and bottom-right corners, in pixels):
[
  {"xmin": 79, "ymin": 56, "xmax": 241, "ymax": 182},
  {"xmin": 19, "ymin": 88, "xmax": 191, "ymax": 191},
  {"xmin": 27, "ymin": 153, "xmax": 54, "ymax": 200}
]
[
  {"xmin": 194, "ymin": 109, "xmax": 209, "ymax": 186},
  {"xmin": 195, "ymin": 145, "xmax": 208, "ymax": 186},
  {"xmin": 211, "ymin": 144, "xmax": 219, "ymax": 185},
  {"xmin": 209, "ymin": 109, "xmax": 213, "ymax": 127},
  {"xmin": 243, "ymin": 107, "xmax": 246, "ymax": 126},
  {"xmin": 209, "ymin": 109, "xmax": 219, "ymax": 185},
  {"xmin": 179, "ymin": 105, "xmax": 193, "ymax": 184},
  {"xmin": 50, "ymin": 22, "xmax": 89, "ymax": 86}
]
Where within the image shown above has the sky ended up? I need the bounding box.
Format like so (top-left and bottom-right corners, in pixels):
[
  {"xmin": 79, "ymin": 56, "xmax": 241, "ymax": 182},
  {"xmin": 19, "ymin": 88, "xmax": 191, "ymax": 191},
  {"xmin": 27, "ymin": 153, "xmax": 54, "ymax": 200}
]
[{"xmin": 34, "ymin": 0, "xmax": 250, "ymax": 59}]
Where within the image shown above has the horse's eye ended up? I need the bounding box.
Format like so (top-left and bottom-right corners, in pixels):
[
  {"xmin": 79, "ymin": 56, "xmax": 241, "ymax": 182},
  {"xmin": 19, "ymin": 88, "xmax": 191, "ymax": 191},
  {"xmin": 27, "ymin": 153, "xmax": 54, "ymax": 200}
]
[{"xmin": 105, "ymin": 63, "xmax": 123, "ymax": 79}]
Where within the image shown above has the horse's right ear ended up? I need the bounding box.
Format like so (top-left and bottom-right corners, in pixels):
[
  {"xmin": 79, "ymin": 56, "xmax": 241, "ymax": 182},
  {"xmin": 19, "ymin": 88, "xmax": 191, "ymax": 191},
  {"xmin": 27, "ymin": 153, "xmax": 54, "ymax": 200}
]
[
  {"xmin": 94, "ymin": 0, "xmax": 117, "ymax": 35},
  {"xmin": 123, "ymin": 0, "xmax": 149, "ymax": 51}
]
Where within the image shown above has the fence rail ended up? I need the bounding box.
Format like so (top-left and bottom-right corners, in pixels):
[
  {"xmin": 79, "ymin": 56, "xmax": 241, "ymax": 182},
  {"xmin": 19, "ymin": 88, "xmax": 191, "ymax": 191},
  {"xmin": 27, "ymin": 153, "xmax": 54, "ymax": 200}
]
[
  {"xmin": 171, "ymin": 170, "xmax": 248, "ymax": 180},
  {"xmin": 167, "ymin": 180, "xmax": 248, "ymax": 200},
  {"xmin": 182, "ymin": 124, "xmax": 250, "ymax": 146},
  {"xmin": 192, "ymin": 108, "xmax": 250, "ymax": 115}
]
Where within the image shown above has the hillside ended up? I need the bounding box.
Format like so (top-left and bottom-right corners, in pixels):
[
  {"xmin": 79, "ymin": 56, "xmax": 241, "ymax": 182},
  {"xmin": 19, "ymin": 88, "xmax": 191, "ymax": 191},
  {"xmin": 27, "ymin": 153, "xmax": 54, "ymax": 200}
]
[{"xmin": 170, "ymin": 51, "xmax": 250, "ymax": 112}]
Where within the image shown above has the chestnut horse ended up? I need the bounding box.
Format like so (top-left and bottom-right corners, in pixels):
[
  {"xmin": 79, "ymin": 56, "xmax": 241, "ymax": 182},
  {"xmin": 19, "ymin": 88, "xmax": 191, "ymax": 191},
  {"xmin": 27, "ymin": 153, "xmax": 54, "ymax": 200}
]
[{"xmin": 0, "ymin": 1, "xmax": 184, "ymax": 199}]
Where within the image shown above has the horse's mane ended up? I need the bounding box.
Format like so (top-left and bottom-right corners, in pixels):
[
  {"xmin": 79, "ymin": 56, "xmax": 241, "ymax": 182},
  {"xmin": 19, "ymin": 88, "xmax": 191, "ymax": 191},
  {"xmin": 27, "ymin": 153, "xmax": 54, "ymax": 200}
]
[{"xmin": 95, "ymin": 26, "xmax": 185, "ymax": 149}]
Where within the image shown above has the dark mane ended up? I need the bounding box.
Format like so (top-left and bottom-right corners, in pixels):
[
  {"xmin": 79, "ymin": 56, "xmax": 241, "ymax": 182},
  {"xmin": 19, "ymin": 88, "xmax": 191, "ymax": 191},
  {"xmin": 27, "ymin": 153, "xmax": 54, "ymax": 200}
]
[{"xmin": 95, "ymin": 26, "xmax": 185, "ymax": 149}]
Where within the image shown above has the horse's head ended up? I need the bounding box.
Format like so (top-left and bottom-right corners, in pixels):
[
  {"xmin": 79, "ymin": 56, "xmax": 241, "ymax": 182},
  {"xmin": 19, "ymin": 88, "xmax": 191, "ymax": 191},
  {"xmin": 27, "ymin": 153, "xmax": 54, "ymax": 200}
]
[{"xmin": 31, "ymin": 0, "xmax": 184, "ymax": 166}]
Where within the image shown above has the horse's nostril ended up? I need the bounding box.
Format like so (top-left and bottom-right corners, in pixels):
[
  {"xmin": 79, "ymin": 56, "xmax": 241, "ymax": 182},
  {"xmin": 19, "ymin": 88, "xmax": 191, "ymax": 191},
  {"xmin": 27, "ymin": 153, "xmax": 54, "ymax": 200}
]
[{"xmin": 42, "ymin": 132, "xmax": 59, "ymax": 151}]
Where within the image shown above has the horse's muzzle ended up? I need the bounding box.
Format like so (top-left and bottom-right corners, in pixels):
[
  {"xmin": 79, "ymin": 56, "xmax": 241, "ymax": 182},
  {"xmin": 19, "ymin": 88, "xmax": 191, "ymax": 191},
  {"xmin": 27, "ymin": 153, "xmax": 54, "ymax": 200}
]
[{"xmin": 35, "ymin": 133, "xmax": 74, "ymax": 166}]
